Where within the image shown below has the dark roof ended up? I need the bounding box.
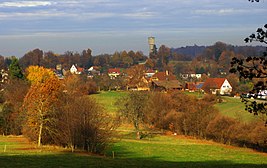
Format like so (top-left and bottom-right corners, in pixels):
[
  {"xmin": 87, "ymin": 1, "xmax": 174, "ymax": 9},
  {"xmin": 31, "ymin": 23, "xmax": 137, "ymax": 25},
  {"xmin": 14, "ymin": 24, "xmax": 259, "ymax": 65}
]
[
  {"xmin": 152, "ymin": 71, "xmax": 176, "ymax": 81},
  {"xmin": 153, "ymin": 80, "xmax": 183, "ymax": 90}
]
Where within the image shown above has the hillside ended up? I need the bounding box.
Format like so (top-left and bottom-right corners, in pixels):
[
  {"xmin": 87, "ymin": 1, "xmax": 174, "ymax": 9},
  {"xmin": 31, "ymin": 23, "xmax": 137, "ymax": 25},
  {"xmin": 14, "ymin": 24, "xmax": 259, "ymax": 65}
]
[{"xmin": 171, "ymin": 43, "xmax": 266, "ymax": 60}]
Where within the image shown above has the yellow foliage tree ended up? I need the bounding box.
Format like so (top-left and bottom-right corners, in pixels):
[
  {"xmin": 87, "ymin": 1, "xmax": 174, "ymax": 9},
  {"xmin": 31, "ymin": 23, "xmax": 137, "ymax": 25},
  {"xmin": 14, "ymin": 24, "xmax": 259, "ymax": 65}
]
[
  {"xmin": 26, "ymin": 66, "xmax": 55, "ymax": 84},
  {"xmin": 23, "ymin": 66, "xmax": 61, "ymax": 147}
]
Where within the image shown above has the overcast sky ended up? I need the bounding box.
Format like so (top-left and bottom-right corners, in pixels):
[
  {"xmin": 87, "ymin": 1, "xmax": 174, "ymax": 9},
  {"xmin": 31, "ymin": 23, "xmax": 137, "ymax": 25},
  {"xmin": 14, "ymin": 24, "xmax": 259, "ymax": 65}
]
[{"xmin": 0, "ymin": 0, "xmax": 266, "ymax": 57}]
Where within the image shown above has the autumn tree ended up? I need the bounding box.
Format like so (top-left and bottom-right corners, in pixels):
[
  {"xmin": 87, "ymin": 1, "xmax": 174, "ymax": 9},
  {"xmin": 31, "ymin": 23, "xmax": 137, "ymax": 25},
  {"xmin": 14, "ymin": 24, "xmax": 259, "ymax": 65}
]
[
  {"xmin": 58, "ymin": 95, "xmax": 116, "ymax": 153},
  {"xmin": 121, "ymin": 50, "xmax": 133, "ymax": 68},
  {"xmin": 117, "ymin": 92, "xmax": 149, "ymax": 139},
  {"xmin": 56, "ymin": 72, "xmax": 116, "ymax": 153},
  {"xmin": 81, "ymin": 48, "xmax": 93, "ymax": 68},
  {"xmin": 0, "ymin": 55, "xmax": 6, "ymax": 70},
  {"xmin": 1, "ymin": 79, "xmax": 29, "ymax": 135},
  {"xmin": 19, "ymin": 48, "xmax": 43, "ymax": 69},
  {"xmin": 126, "ymin": 65, "xmax": 146, "ymax": 90},
  {"xmin": 0, "ymin": 58, "xmax": 27, "ymax": 135},
  {"xmin": 156, "ymin": 45, "xmax": 171, "ymax": 70},
  {"xmin": 111, "ymin": 51, "xmax": 121, "ymax": 67},
  {"xmin": 218, "ymin": 50, "xmax": 236, "ymax": 73},
  {"xmin": 144, "ymin": 92, "xmax": 173, "ymax": 130},
  {"xmin": 23, "ymin": 66, "xmax": 61, "ymax": 147},
  {"xmin": 43, "ymin": 51, "xmax": 59, "ymax": 69}
]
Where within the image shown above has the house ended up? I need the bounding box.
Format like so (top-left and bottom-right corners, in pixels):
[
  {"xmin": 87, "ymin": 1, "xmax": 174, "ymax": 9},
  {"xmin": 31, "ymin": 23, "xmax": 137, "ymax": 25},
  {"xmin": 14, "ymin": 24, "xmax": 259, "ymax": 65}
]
[
  {"xmin": 145, "ymin": 69, "xmax": 156, "ymax": 78},
  {"xmin": 180, "ymin": 73, "xmax": 202, "ymax": 80},
  {"xmin": 87, "ymin": 66, "xmax": 101, "ymax": 78},
  {"xmin": 0, "ymin": 69, "xmax": 8, "ymax": 83},
  {"xmin": 151, "ymin": 80, "xmax": 183, "ymax": 91},
  {"xmin": 151, "ymin": 71, "xmax": 183, "ymax": 91},
  {"xmin": 185, "ymin": 82, "xmax": 197, "ymax": 91},
  {"xmin": 185, "ymin": 82, "xmax": 204, "ymax": 92},
  {"xmin": 70, "ymin": 64, "xmax": 84, "ymax": 75},
  {"xmin": 151, "ymin": 70, "xmax": 176, "ymax": 81},
  {"xmin": 108, "ymin": 68, "xmax": 121, "ymax": 79},
  {"xmin": 202, "ymin": 78, "xmax": 232, "ymax": 95},
  {"xmin": 88, "ymin": 66, "xmax": 100, "ymax": 72},
  {"xmin": 128, "ymin": 76, "xmax": 150, "ymax": 91}
]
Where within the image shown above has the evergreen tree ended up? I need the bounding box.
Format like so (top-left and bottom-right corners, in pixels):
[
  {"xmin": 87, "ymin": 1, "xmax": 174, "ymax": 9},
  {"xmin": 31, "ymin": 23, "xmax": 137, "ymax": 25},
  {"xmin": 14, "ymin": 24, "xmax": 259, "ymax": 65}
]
[{"xmin": 9, "ymin": 57, "xmax": 24, "ymax": 79}]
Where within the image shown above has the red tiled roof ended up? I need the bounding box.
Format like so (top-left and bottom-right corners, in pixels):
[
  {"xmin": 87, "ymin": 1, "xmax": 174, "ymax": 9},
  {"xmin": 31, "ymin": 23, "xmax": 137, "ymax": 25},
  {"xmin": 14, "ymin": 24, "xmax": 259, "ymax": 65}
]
[
  {"xmin": 77, "ymin": 67, "xmax": 84, "ymax": 72},
  {"xmin": 203, "ymin": 78, "xmax": 226, "ymax": 89},
  {"xmin": 152, "ymin": 71, "xmax": 176, "ymax": 81},
  {"xmin": 108, "ymin": 68, "xmax": 121, "ymax": 74},
  {"xmin": 146, "ymin": 69, "xmax": 156, "ymax": 73}
]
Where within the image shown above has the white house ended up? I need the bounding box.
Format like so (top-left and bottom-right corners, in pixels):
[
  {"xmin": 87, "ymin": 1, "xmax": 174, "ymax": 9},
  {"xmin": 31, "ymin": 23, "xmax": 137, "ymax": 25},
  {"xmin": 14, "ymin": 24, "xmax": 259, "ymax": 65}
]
[
  {"xmin": 202, "ymin": 78, "xmax": 232, "ymax": 95},
  {"xmin": 180, "ymin": 73, "xmax": 202, "ymax": 79},
  {"xmin": 70, "ymin": 64, "xmax": 83, "ymax": 75}
]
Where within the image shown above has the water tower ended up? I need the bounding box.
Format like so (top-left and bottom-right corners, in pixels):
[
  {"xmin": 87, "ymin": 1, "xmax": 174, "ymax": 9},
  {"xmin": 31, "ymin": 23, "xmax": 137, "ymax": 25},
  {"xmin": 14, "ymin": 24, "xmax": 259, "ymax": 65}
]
[{"xmin": 148, "ymin": 37, "xmax": 155, "ymax": 54}]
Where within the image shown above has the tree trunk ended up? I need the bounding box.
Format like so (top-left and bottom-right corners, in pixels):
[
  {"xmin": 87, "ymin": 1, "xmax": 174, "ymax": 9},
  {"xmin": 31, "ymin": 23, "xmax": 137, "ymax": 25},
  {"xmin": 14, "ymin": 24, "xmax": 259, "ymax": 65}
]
[
  {"xmin": 136, "ymin": 131, "xmax": 141, "ymax": 139},
  {"xmin": 38, "ymin": 122, "xmax": 43, "ymax": 147}
]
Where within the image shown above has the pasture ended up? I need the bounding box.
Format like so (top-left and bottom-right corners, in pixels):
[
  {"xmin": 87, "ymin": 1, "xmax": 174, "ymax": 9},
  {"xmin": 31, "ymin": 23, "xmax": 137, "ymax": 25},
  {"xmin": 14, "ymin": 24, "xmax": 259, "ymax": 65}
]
[
  {"xmin": 1, "ymin": 91, "xmax": 267, "ymax": 167},
  {"xmin": 215, "ymin": 96, "xmax": 262, "ymax": 122},
  {"xmin": 1, "ymin": 135, "xmax": 267, "ymax": 167}
]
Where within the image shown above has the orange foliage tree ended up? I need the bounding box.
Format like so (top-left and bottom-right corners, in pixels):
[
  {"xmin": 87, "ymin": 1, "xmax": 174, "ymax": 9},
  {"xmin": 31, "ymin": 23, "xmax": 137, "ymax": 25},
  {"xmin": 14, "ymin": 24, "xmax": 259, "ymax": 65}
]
[{"xmin": 22, "ymin": 66, "xmax": 62, "ymax": 147}]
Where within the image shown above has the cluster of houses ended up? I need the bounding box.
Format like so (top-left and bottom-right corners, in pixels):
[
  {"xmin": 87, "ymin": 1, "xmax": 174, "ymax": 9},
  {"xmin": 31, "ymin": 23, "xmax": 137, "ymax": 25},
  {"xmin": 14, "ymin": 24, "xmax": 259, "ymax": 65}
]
[
  {"xmin": 53, "ymin": 64, "xmax": 233, "ymax": 95},
  {"xmin": 0, "ymin": 63, "xmax": 233, "ymax": 95}
]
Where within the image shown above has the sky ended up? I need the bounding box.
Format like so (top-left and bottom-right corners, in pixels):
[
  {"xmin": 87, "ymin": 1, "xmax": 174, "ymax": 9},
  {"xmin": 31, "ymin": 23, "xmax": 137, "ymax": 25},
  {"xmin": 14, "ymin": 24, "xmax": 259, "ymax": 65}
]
[{"xmin": 0, "ymin": 0, "xmax": 266, "ymax": 57}]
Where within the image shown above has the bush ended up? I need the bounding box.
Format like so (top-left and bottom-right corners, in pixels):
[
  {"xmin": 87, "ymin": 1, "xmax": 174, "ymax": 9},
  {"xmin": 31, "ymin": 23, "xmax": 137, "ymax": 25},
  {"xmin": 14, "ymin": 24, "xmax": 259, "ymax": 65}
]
[
  {"xmin": 177, "ymin": 100, "xmax": 219, "ymax": 138},
  {"xmin": 248, "ymin": 122, "xmax": 267, "ymax": 147},
  {"xmin": 57, "ymin": 96, "xmax": 116, "ymax": 154},
  {"xmin": 202, "ymin": 94, "xmax": 217, "ymax": 104},
  {"xmin": 206, "ymin": 115, "xmax": 237, "ymax": 144},
  {"xmin": 145, "ymin": 92, "xmax": 173, "ymax": 130}
]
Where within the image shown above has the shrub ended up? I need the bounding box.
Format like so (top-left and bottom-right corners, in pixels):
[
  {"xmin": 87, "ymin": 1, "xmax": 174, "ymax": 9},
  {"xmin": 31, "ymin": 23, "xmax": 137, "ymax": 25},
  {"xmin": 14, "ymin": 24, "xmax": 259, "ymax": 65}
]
[
  {"xmin": 206, "ymin": 115, "xmax": 237, "ymax": 144},
  {"xmin": 248, "ymin": 122, "xmax": 267, "ymax": 147},
  {"xmin": 201, "ymin": 94, "xmax": 217, "ymax": 104},
  {"xmin": 57, "ymin": 96, "xmax": 116, "ymax": 154},
  {"xmin": 145, "ymin": 92, "xmax": 173, "ymax": 130},
  {"xmin": 178, "ymin": 100, "xmax": 219, "ymax": 138}
]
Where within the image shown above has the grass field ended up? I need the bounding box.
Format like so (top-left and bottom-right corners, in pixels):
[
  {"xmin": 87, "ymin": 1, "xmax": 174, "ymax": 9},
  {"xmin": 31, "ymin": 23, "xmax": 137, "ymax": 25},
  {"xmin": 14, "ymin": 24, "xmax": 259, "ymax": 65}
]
[
  {"xmin": 90, "ymin": 91, "xmax": 128, "ymax": 114},
  {"xmin": 1, "ymin": 91, "xmax": 267, "ymax": 167},
  {"xmin": 215, "ymin": 96, "xmax": 261, "ymax": 122},
  {"xmin": 1, "ymin": 135, "xmax": 267, "ymax": 168}
]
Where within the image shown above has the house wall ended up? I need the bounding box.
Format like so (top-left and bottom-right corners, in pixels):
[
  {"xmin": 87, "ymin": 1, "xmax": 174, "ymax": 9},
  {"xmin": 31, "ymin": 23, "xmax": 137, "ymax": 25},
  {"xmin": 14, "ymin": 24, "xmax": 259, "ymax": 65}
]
[
  {"xmin": 220, "ymin": 80, "xmax": 232, "ymax": 95},
  {"xmin": 70, "ymin": 65, "xmax": 77, "ymax": 74}
]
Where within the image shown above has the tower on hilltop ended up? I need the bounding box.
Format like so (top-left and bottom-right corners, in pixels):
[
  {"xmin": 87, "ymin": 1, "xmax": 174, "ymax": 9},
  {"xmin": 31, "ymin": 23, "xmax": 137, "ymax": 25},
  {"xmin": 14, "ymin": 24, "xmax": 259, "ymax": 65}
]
[{"xmin": 148, "ymin": 37, "xmax": 156, "ymax": 55}]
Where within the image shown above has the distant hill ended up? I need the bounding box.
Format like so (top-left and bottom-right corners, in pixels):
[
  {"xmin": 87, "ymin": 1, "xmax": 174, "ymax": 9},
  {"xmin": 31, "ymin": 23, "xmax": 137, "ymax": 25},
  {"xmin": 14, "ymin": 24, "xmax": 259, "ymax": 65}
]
[
  {"xmin": 171, "ymin": 43, "xmax": 266, "ymax": 60},
  {"xmin": 171, "ymin": 45, "xmax": 206, "ymax": 59}
]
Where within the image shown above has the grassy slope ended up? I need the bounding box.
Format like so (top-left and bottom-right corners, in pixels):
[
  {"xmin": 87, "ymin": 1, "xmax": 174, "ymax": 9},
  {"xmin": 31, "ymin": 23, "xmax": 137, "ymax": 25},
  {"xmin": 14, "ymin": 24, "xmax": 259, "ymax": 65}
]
[
  {"xmin": 1, "ymin": 92, "xmax": 267, "ymax": 167},
  {"xmin": 185, "ymin": 91, "xmax": 258, "ymax": 122},
  {"xmin": 90, "ymin": 91, "xmax": 128, "ymax": 114},
  {"xmin": 215, "ymin": 96, "xmax": 260, "ymax": 122},
  {"xmin": 1, "ymin": 135, "xmax": 267, "ymax": 168}
]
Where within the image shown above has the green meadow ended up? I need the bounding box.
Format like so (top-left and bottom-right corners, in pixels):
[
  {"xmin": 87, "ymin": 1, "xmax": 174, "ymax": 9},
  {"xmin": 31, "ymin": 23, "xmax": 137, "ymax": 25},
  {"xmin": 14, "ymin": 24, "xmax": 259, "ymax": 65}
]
[
  {"xmin": 90, "ymin": 91, "xmax": 128, "ymax": 114},
  {"xmin": 1, "ymin": 134, "xmax": 267, "ymax": 168},
  {"xmin": 215, "ymin": 96, "xmax": 261, "ymax": 122},
  {"xmin": 1, "ymin": 91, "xmax": 267, "ymax": 168}
]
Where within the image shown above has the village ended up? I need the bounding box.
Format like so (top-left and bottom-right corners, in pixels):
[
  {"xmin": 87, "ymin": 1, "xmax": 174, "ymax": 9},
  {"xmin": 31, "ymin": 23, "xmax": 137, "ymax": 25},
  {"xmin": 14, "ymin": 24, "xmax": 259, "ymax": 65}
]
[{"xmin": 56, "ymin": 63, "xmax": 233, "ymax": 96}]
